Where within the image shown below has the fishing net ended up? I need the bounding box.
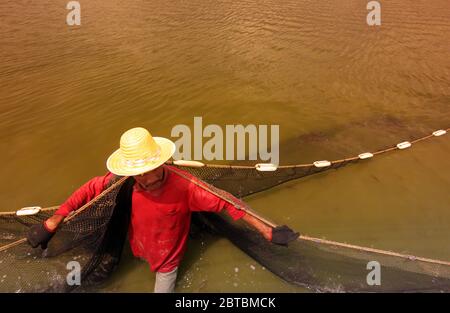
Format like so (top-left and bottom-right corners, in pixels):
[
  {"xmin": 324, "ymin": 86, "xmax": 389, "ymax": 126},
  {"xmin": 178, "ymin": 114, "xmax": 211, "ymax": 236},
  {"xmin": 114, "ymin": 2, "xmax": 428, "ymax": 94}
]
[
  {"xmin": 199, "ymin": 212, "xmax": 450, "ymax": 292},
  {"xmin": 168, "ymin": 166, "xmax": 450, "ymax": 292},
  {"xmin": 0, "ymin": 176, "xmax": 133, "ymax": 292},
  {"xmin": 0, "ymin": 128, "xmax": 449, "ymax": 292},
  {"xmin": 167, "ymin": 160, "xmax": 357, "ymax": 198},
  {"xmin": 166, "ymin": 127, "xmax": 449, "ymax": 198}
]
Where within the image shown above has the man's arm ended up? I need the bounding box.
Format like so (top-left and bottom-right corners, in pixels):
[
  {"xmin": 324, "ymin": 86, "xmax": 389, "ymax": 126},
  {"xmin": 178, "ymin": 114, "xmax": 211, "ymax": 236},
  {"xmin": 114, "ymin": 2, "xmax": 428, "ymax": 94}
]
[
  {"xmin": 27, "ymin": 173, "xmax": 114, "ymax": 249},
  {"xmin": 241, "ymin": 212, "xmax": 273, "ymax": 241},
  {"xmin": 188, "ymin": 182, "xmax": 299, "ymax": 245},
  {"xmin": 46, "ymin": 172, "xmax": 114, "ymax": 230}
]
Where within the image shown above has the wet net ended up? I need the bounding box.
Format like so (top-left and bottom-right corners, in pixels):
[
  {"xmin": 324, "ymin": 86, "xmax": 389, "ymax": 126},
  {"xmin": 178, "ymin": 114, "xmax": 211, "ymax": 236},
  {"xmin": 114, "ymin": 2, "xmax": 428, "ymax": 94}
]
[
  {"xmin": 0, "ymin": 128, "xmax": 449, "ymax": 292},
  {"xmin": 0, "ymin": 176, "xmax": 133, "ymax": 292},
  {"xmin": 200, "ymin": 212, "xmax": 450, "ymax": 292},
  {"xmin": 168, "ymin": 166, "xmax": 450, "ymax": 292},
  {"xmin": 167, "ymin": 160, "xmax": 355, "ymax": 199},
  {"xmin": 166, "ymin": 127, "xmax": 450, "ymax": 198}
]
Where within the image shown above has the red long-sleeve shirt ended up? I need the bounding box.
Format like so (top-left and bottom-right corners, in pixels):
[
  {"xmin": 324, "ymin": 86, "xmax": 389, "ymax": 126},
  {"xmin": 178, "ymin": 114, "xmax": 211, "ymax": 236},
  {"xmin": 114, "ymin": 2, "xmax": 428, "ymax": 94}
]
[{"xmin": 55, "ymin": 166, "xmax": 245, "ymax": 273}]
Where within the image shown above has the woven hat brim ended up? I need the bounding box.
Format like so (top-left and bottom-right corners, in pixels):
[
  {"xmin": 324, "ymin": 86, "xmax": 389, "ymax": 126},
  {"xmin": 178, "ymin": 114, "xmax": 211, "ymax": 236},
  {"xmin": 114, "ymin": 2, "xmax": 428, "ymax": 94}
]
[{"xmin": 106, "ymin": 137, "xmax": 176, "ymax": 176}]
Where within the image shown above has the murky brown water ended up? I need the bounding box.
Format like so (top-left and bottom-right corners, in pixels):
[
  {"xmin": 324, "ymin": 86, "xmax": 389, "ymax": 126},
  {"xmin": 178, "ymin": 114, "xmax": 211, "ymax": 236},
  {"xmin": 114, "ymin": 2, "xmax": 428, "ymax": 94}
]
[{"xmin": 1, "ymin": 0, "xmax": 449, "ymax": 292}]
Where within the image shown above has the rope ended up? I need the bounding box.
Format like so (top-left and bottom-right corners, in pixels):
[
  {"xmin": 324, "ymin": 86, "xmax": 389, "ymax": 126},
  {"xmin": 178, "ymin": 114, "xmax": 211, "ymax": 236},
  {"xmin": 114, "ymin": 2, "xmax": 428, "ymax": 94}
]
[
  {"xmin": 0, "ymin": 177, "xmax": 127, "ymax": 253},
  {"xmin": 169, "ymin": 127, "xmax": 449, "ymax": 169},
  {"xmin": 0, "ymin": 238, "xmax": 27, "ymax": 253},
  {"xmin": 299, "ymin": 235, "xmax": 450, "ymax": 266},
  {"xmin": 166, "ymin": 166, "xmax": 450, "ymax": 268},
  {"xmin": 1, "ymin": 127, "xmax": 448, "ymax": 263},
  {"xmin": 0, "ymin": 206, "xmax": 59, "ymax": 216},
  {"xmin": 167, "ymin": 166, "xmax": 277, "ymax": 227}
]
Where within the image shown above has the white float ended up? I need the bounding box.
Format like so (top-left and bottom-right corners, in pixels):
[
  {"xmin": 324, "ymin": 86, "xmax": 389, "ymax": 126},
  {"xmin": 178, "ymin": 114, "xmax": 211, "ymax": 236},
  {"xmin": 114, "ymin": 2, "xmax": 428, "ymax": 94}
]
[
  {"xmin": 358, "ymin": 152, "xmax": 374, "ymax": 160},
  {"xmin": 313, "ymin": 160, "xmax": 331, "ymax": 168},
  {"xmin": 16, "ymin": 206, "xmax": 41, "ymax": 216},
  {"xmin": 255, "ymin": 163, "xmax": 278, "ymax": 172},
  {"xmin": 397, "ymin": 141, "xmax": 412, "ymax": 149},
  {"xmin": 432, "ymin": 130, "xmax": 447, "ymax": 137},
  {"xmin": 173, "ymin": 160, "xmax": 205, "ymax": 167}
]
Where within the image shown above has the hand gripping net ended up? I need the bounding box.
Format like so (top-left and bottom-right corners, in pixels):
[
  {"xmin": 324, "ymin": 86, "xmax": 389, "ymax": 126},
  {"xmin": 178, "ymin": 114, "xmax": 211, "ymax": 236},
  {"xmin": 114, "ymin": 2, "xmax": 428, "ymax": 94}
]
[
  {"xmin": 0, "ymin": 127, "xmax": 449, "ymax": 292},
  {"xmin": 0, "ymin": 176, "xmax": 132, "ymax": 292},
  {"xmin": 167, "ymin": 166, "xmax": 450, "ymax": 292}
]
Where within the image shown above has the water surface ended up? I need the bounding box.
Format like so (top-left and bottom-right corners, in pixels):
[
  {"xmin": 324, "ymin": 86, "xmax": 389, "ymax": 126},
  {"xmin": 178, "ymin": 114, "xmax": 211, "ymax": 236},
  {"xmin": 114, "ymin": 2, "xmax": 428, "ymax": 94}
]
[{"xmin": 1, "ymin": 0, "xmax": 449, "ymax": 291}]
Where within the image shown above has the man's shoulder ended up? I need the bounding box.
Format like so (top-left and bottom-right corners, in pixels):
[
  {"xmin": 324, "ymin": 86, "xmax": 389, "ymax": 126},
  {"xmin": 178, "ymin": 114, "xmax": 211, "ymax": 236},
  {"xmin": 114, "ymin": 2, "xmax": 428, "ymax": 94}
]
[
  {"xmin": 166, "ymin": 165, "xmax": 190, "ymax": 178},
  {"xmin": 166, "ymin": 165, "xmax": 197, "ymax": 190}
]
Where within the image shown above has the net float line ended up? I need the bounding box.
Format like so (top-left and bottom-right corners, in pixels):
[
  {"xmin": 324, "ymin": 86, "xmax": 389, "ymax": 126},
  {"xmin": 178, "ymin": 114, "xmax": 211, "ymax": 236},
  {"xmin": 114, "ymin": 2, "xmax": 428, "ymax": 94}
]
[
  {"xmin": 1, "ymin": 127, "xmax": 448, "ymax": 261},
  {"xmin": 170, "ymin": 127, "xmax": 449, "ymax": 170},
  {"xmin": 166, "ymin": 166, "xmax": 450, "ymax": 268}
]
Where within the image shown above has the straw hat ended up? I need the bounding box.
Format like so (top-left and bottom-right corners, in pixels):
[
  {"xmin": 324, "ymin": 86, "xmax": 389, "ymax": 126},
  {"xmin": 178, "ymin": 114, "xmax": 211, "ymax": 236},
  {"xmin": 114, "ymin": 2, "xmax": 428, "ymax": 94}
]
[{"xmin": 106, "ymin": 127, "xmax": 176, "ymax": 176}]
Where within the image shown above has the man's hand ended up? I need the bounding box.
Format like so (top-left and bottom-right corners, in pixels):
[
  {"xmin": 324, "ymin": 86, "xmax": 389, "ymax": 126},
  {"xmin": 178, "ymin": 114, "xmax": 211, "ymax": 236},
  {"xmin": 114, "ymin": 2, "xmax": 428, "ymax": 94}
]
[
  {"xmin": 241, "ymin": 213, "xmax": 299, "ymax": 246},
  {"xmin": 271, "ymin": 225, "xmax": 299, "ymax": 246},
  {"xmin": 26, "ymin": 214, "xmax": 64, "ymax": 249}
]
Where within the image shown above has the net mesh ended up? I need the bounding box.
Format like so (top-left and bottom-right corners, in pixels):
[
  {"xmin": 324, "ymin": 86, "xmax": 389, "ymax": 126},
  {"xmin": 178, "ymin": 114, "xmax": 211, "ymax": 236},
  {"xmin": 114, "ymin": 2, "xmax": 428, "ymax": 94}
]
[
  {"xmin": 167, "ymin": 166, "xmax": 450, "ymax": 292},
  {"xmin": 0, "ymin": 176, "xmax": 133, "ymax": 292},
  {"xmin": 199, "ymin": 213, "xmax": 450, "ymax": 292},
  {"xmin": 0, "ymin": 150, "xmax": 449, "ymax": 292},
  {"xmin": 166, "ymin": 160, "xmax": 357, "ymax": 198}
]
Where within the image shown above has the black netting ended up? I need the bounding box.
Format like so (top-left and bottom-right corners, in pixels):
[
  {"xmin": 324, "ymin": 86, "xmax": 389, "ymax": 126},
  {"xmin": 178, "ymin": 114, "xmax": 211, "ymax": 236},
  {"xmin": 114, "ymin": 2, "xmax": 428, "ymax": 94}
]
[
  {"xmin": 199, "ymin": 213, "xmax": 450, "ymax": 292},
  {"xmin": 167, "ymin": 165, "xmax": 450, "ymax": 292},
  {"xmin": 1, "ymin": 161, "xmax": 449, "ymax": 292},
  {"xmin": 167, "ymin": 160, "xmax": 358, "ymax": 198},
  {"xmin": 0, "ymin": 176, "xmax": 133, "ymax": 292}
]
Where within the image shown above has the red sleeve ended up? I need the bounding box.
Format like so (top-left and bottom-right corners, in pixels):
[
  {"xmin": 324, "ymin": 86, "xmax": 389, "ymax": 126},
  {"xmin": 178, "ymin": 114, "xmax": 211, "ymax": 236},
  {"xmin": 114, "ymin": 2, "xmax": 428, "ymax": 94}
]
[
  {"xmin": 55, "ymin": 172, "xmax": 115, "ymax": 217},
  {"xmin": 188, "ymin": 183, "xmax": 245, "ymax": 221}
]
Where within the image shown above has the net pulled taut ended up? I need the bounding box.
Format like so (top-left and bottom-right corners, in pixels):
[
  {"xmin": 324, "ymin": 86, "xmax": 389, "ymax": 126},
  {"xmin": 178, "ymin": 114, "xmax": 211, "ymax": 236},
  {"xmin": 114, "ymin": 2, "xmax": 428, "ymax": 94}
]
[
  {"xmin": 0, "ymin": 128, "xmax": 449, "ymax": 292},
  {"xmin": 0, "ymin": 176, "xmax": 133, "ymax": 292},
  {"xmin": 167, "ymin": 166, "xmax": 450, "ymax": 292}
]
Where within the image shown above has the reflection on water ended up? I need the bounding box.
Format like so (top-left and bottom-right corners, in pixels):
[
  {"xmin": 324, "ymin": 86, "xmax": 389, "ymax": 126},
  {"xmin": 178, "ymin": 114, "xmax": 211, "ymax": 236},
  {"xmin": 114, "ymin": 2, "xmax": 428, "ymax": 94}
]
[{"xmin": 0, "ymin": 0, "xmax": 449, "ymax": 291}]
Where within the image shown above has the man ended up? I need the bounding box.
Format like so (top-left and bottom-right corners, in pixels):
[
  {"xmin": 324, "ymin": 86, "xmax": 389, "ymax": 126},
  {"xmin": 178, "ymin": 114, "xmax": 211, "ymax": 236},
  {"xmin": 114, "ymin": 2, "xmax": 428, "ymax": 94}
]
[{"xmin": 27, "ymin": 127, "xmax": 298, "ymax": 292}]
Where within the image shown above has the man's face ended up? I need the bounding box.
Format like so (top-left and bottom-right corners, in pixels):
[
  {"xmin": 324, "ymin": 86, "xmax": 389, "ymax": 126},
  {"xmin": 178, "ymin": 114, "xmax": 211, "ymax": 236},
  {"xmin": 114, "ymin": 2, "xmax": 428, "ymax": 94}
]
[{"xmin": 133, "ymin": 166, "xmax": 165, "ymax": 190}]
